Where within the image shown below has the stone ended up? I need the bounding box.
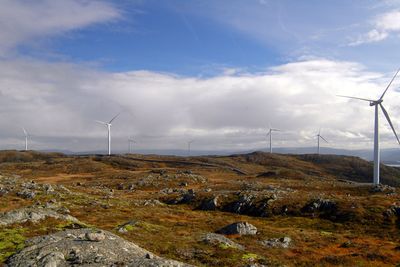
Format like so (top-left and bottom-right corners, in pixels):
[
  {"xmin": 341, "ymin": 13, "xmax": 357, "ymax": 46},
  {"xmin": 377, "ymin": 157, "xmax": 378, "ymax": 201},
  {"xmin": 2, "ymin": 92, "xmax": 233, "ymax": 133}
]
[
  {"xmin": 302, "ymin": 198, "xmax": 337, "ymax": 214},
  {"xmin": 0, "ymin": 206, "xmax": 79, "ymax": 226},
  {"xmin": 117, "ymin": 220, "xmax": 139, "ymax": 233},
  {"xmin": 261, "ymin": 237, "xmax": 292, "ymax": 248},
  {"xmin": 0, "ymin": 186, "xmax": 9, "ymax": 196},
  {"xmin": 199, "ymin": 196, "xmax": 219, "ymax": 211},
  {"xmin": 43, "ymin": 184, "xmax": 54, "ymax": 193},
  {"xmin": 85, "ymin": 231, "xmax": 106, "ymax": 242},
  {"xmin": 16, "ymin": 189, "xmax": 36, "ymax": 199},
  {"xmin": 201, "ymin": 233, "xmax": 244, "ymax": 250},
  {"xmin": 38, "ymin": 251, "xmax": 65, "ymax": 267},
  {"xmin": 370, "ymin": 184, "xmax": 396, "ymax": 194},
  {"xmin": 217, "ymin": 222, "xmax": 257, "ymax": 235},
  {"xmin": 6, "ymin": 228, "xmax": 193, "ymax": 267}
]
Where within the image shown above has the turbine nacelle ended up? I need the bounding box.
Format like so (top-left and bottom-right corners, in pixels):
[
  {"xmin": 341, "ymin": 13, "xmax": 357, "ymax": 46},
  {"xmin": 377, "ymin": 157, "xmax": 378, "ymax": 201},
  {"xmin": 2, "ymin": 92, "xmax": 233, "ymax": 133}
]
[{"xmin": 370, "ymin": 99, "xmax": 383, "ymax": 106}]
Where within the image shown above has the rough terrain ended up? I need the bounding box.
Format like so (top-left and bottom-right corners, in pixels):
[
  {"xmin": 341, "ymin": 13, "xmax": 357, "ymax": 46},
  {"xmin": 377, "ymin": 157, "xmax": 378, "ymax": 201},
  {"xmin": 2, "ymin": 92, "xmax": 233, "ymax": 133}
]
[{"xmin": 0, "ymin": 150, "xmax": 399, "ymax": 266}]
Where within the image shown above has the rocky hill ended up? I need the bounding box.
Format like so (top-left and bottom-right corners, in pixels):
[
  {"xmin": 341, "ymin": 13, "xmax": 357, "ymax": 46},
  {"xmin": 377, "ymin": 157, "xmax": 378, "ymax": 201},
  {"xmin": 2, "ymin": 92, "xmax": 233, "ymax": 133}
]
[{"xmin": 0, "ymin": 150, "xmax": 399, "ymax": 266}]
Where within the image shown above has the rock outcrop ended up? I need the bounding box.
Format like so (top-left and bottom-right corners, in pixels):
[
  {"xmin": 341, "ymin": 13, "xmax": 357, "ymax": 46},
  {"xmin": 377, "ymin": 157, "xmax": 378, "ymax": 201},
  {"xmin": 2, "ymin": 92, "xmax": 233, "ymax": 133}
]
[
  {"xmin": 217, "ymin": 222, "xmax": 257, "ymax": 236},
  {"xmin": 6, "ymin": 228, "xmax": 193, "ymax": 267},
  {"xmin": 201, "ymin": 233, "xmax": 244, "ymax": 250},
  {"xmin": 0, "ymin": 207, "xmax": 78, "ymax": 226}
]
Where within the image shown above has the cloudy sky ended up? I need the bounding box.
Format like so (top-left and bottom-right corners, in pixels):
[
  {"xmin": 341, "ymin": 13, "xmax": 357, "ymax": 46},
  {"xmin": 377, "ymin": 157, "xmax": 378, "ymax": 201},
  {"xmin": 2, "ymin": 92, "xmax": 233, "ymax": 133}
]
[{"xmin": 1, "ymin": 0, "xmax": 400, "ymax": 153}]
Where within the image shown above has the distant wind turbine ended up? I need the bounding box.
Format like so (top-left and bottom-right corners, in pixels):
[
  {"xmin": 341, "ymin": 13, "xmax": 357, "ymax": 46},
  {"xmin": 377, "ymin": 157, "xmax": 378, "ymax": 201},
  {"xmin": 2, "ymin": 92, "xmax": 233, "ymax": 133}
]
[
  {"xmin": 316, "ymin": 128, "xmax": 328, "ymax": 155},
  {"xmin": 22, "ymin": 127, "xmax": 29, "ymax": 151},
  {"xmin": 266, "ymin": 127, "xmax": 281, "ymax": 153},
  {"xmin": 128, "ymin": 138, "xmax": 136, "ymax": 153},
  {"xmin": 96, "ymin": 112, "xmax": 121, "ymax": 155},
  {"xmin": 187, "ymin": 140, "xmax": 194, "ymax": 156},
  {"xmin": 337, "ymin": 68, "xmax": 400, "ymax": 185}
]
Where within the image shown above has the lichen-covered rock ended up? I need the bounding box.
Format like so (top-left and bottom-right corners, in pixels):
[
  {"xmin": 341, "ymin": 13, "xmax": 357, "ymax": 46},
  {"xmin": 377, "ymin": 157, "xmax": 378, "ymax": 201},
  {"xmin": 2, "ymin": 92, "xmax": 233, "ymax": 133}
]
[
  {"xmin": 6, "ymin": 228, "xmax": 193, "ymax": 267},
  {"xmin": 0, "ymin": 207, "xmax": 79, "ymax": 226},
  {"xmin": 201, "ymin": 233, "xmax": 244, "ymax": 250},
  {"xmin": 261, "ymin": 237, "xmax": 292, "ymax": 248},
  {"xmin": 217, "ymin": 222, "xmax": 257, "ymax": 235},
  {"xmin": 370, "ymin": 184, "xmax": 396, "ymax": 194},
  {"xmin": 302, "ymin": 199, "xmax": 337, "ymax": 214},
  {"xmin": 16, "ymin": 189, "xmax": 36, "ymax": 199}
]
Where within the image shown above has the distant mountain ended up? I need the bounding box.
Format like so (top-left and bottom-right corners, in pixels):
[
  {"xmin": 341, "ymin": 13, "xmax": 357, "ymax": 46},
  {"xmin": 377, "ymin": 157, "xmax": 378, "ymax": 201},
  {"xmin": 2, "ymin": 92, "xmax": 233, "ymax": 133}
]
[{"xmin": 37, "ymin": 147, "xmax": 400, "ymax": 164}]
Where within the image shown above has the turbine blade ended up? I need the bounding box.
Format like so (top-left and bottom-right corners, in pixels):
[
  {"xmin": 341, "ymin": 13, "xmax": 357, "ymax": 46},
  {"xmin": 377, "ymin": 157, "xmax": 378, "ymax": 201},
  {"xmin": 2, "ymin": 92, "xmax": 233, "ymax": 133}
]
[
  {"xmin": 380, "ymin": 104, "xmax": 400, "ymax": 145},
  {"xmin": 266, "ymin": 131, "xmax": 270, "ymax": 137},
  {"xmin": 319, "ymin": 135, "xmax": 328, "ymax": 143},
  {"xmin": 95, "ymin": 120, "xmax": 106, "ymax": 125},
  {"xmin": 22, "ymin": 127, "xmax": 27, "ymax": 136},
  {"xmin": 380, "ymin": 68, "xmax": 400, "ymax": 100},
  {"xmin": 109, "ymin": 112, "xmax": 121, "ymax": 123},
  {"xmin": 336, "ymin": 95, "xmax": 374, "ymax": 102}
]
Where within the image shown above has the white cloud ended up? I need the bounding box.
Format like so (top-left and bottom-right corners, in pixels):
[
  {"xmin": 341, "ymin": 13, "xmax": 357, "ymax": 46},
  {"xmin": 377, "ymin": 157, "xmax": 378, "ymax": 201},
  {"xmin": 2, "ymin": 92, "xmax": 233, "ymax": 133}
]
[
  {"xmin": 0, "ymin": 57, "xmax": 399, "ymax": 152},
  {"xmin": 350, "ymin": 10, "xmax": 400, "ymax": 45},
  {"xmin": 0, "ymin": 0, "xmax": 120, "ymax": 54}
]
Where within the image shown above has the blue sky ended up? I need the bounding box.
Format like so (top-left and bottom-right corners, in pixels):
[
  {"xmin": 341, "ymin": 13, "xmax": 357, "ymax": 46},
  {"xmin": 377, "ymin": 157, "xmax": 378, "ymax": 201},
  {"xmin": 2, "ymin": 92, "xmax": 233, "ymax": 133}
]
[
  {"xmin": 14, "ymin": 0, "xmax": 400, "ymax": 75},
  {"xmin": 1, "ymin": 0, "xmax": 400, "ymax": 152}
]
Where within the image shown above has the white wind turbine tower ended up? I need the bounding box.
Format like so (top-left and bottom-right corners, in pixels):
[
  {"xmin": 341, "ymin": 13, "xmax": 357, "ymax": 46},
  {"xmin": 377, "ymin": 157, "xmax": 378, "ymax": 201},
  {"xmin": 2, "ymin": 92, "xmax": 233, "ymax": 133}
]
[
  {"xmin": 22, "ymin": 127, "xmax": 29, "ymax": 151},
  {"xmin": 338, "ymin": 68, "xmax": 400, "ymax": 185},
  {"xmin": 266, "ymin": 127, "xmax": 281, "ymax": 153},
  {"xmin": 96, "ymin": 113, "xmax": 121, "ymax": 156},
  {"xmin": 187, "ymin": 140, "xmax": 194, "ymax": 156},
  {"xmin": 128, "ymin": 138, "xmax": 136, "ymax": 153},
  {"xmin": 316, "ymin": 128, "xmax": 328, "ymax": 155}
]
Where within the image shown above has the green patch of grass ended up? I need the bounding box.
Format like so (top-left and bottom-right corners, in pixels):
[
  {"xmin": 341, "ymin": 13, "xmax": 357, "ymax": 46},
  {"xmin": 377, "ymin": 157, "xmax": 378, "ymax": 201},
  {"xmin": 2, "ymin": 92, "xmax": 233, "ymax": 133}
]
[
  {"xmin": 0, "ymin": 227, "xmax": 27, "ymax": 263},
  {"xmin": 55, "ymin": 220, "xmax": 91, "ymax": 231},
  {"xmin": 242, "ymin": 252, "xmax": 261, "ymax": 260},
  {"xmin": 218, "ymin": 243, "xmax": 231, "ymax": 250},
  {"xmin": 124, "ymin": 224, "xmax": 135, "ymax": 231}
]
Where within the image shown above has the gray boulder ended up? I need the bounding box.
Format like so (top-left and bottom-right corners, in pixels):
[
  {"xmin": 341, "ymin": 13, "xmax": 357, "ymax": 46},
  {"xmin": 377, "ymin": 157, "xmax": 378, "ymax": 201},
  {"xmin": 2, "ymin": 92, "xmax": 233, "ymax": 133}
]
[
  {"xmin": 16, "ymin": 189, "xmax": 36, "ymax": 199},
  {"xmin": 6, "ymin": 228, "xmax": 193, "ymax": 267},
  {"xmin": 0, "ymin": 207, "xmax": 79, "ymax": 226},
  {"xmin": 201, "ymin": 233, "xmax": 244, "ymax": 250},
  {"xmin": 261, "ymin": 237, "xmax": 292, "ymax": 248},
  {"xmin": 217, "ymin": 222, "xmax": 257, "ymax": 235}
]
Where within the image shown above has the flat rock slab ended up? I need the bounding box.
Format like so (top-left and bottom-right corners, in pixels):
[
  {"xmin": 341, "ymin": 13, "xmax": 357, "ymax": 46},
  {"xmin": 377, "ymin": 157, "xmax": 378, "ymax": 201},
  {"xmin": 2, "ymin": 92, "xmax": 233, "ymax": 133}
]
[
  {"xmin": 201, "ymin": 233, "xmax": 244, "ymax": 250},
  {"xmin": 0, "ymin": 207, "xmax": 78, "ymax": 226},
  {"xmin": 6, "ymin": 228, "xmax": 194, "ymax": 267}
]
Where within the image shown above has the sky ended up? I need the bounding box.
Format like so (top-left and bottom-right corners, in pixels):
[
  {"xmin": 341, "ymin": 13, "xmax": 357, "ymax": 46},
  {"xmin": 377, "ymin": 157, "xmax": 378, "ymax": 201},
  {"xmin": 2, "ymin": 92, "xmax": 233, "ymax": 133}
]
[{"xmin": 1, "ymin": 0, "xmax": 400, "ymax": 153}]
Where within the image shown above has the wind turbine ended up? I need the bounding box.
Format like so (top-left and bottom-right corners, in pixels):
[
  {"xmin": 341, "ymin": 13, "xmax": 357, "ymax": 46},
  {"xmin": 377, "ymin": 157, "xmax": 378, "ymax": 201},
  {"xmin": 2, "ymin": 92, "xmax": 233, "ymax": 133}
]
[
  {"xmin": 316, "ymin": 128, "xmax": 328, "ymax": 155},
  {"xmin": 22, "ymin": 127, "xmax": 29, "ymax": 151},
  {"xmin": 266, "ymin": 127, "xmax": 281, "ymax": 153},
  {"xmin": 187, "ymin": 140, "xmax": 194, "ymax": 156},
  {"xmin": 337, "ymin": 68, "xmax": 400, "ymax": 185},
  {"xmin": 128, "ymin": 138, "xmax": 136, "ymax": 153},
  {"xmin": 96, "ymin": 112, "xmax": 121, "ymax": 155}
]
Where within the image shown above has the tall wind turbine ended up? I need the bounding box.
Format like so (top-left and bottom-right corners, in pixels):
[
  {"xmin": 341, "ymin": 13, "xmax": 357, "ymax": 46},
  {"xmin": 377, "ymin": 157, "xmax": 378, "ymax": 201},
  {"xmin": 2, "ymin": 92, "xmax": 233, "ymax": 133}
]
[
  {"xmin": 266, "ymin": 127, "xmax": 281, "ymax": 153},
  {"xmin": 22, "ymin": 127, "xmax": 29, "ymax": 151},
  {"xmin": 338, "ymin": 68, "xmax": 400, "ymax": 185},
  {"xmin": 96, "ymin": 112, "xmax": 121, "ymax": 155},
  {"xmin": 187, "ymin": 140, "xmax": 194, "ymax": 156},
  {"xmin": 128, "ymin": 138, "xmax": 136, "ymax": 153},
  {"xmin": 316, "ymin": 129, "xmax": 328, "ymax": 155}
]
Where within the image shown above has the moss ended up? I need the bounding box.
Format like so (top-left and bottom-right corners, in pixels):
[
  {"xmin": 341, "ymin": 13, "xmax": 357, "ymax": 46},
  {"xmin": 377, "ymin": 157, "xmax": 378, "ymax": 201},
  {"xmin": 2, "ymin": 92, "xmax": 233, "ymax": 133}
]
[
  {"xmin": 218, "ymin": 243, "xmax": 231, "ymax": 250},
  {"xmin": 0, "ymin": 227, "xmax": 27, "ymax": 263},
  {"xmin": 55, "ymin": 220, "xmax": 90, "ymax": 230},
  {"xmin": 242, "ymin": 253, "xmax": 261, "ymax": 260},
  {"xmin": 124, "ymin": 224, "xmax": 135, "ymax": 231}
]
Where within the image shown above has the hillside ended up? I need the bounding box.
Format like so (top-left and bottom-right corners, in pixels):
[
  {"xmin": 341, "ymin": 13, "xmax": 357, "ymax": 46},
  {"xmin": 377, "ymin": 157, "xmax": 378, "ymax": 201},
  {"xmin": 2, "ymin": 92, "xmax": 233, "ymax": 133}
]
[{"xmin": 0, "ymin": 150, "xmax": 399, "ymax": 266}]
